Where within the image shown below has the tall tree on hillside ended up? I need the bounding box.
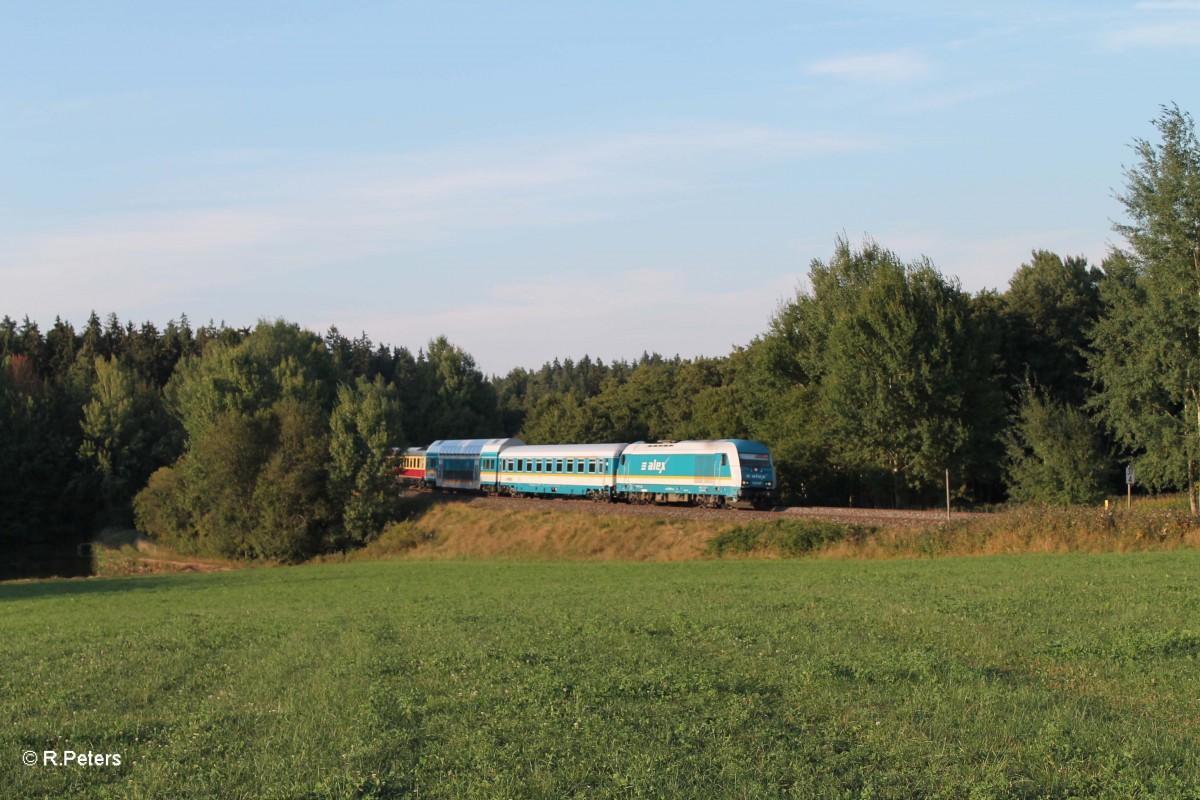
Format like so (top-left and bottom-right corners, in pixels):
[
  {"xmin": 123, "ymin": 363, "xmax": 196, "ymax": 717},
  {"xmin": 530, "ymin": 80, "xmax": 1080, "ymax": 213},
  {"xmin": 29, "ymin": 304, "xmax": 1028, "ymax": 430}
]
[
  {"xmin": 79, "ymin": 356, "xmax": 178, "ymax": 525},
  {"xmin": 1090, "ymin": 105, "xmax": 1200, "ymax": 512},
  {"xmin": 0, "ymin": 355, "xmax": 92, "ymax": 577},
  {"xmin": 1003, "ymin": 250, "xmax": 1102, "ymax": 406},
  {"xmin": 414, "ymin": 337, "xmax": 500, "ymax": 441},
  {"xmin": 769, "ymin": 236, "xmax": 1002, "ymax": 505},
  {"xmin": 518, "ymin": 393, "xmax": 595, "ymax": 444},
  {"xmin": 328, "ymin": 376, "xmax": 405, "ymax": 548},
  {"xmin": 138, "ymin": 320, "xmax": 341, "ymax": 559}
]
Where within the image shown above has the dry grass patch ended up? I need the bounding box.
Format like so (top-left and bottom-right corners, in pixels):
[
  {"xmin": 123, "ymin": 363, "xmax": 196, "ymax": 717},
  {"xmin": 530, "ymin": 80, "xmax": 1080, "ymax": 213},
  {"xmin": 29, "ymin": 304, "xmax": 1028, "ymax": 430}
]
[
  {"xmin": 340, "ymin": 499, "xmax": 1200, "ymax": 564},
  {"xmin": 353, "ymin": 503, "xmax": 739, "ymax": 562}
]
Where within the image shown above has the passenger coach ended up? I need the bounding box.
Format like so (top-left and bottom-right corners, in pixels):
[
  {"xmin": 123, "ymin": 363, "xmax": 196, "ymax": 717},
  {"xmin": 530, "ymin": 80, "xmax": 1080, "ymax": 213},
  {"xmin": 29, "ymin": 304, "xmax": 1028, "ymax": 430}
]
[
  {"xmin": 495, "ymin": 443, "xmax": 625, "ymax": 501},
  {"xmin": 393, "ymin": 447, "xmax": 428, "ymax": 487},
  {"xmin": 425, "ymin": 438, "xmax": 524, "ymax": 492}
]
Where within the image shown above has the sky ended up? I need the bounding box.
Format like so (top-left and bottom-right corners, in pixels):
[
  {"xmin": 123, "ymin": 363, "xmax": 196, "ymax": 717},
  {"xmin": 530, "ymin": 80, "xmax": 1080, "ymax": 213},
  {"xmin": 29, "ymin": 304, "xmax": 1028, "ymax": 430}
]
[{"xmin": 2, "ymin": 1, "xmax": 1198, "ymax": 375}]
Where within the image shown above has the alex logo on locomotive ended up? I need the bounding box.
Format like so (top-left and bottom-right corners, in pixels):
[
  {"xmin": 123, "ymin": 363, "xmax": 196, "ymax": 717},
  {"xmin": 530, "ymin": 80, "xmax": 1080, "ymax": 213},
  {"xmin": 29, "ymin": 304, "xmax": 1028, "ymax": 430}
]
[{"xmin": 640, "ymin": 459, "xmax": 670, "ymax": 474}]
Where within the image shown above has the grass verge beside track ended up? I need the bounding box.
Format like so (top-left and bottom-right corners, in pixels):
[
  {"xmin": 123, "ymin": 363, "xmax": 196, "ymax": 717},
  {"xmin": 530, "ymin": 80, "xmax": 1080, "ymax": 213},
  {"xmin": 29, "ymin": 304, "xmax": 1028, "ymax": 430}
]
[{"xmin": 4, "ymin": 554, "xmax": 1199, "ymax": 798}]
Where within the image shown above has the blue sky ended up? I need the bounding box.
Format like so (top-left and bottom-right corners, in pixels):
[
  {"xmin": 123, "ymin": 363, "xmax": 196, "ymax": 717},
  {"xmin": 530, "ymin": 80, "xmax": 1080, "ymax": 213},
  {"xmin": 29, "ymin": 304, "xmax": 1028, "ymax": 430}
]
[{"xmin": 2, "ymin": 1, "xmax": 1198, "ymax": 374}]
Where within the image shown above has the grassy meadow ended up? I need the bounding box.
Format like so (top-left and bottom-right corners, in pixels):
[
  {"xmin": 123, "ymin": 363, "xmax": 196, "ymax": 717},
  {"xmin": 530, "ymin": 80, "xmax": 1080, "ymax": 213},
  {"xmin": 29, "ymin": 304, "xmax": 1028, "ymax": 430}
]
[{"xmin": 3, "ymin": 554, "xmax": 1199, "ymax": 798}]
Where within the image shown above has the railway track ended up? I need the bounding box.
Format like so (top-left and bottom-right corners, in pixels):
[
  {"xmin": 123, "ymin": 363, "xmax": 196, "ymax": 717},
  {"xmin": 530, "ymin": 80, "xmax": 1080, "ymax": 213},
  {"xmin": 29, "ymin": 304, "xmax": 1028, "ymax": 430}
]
[{"xmin": 418, "ymin": 491, "xmax": 970, "ymax": 528}]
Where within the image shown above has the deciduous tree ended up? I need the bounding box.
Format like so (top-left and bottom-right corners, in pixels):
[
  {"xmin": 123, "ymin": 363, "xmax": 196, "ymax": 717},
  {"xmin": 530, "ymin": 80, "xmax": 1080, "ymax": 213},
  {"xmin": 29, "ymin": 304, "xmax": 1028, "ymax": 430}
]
[
  {"xmin": 1003, "ymin": 386, "xmax": 1109, "ymax": 505},
  {"xmin": 1090, "ymin": 105, "xmax": 1200, "ymax": 511}
]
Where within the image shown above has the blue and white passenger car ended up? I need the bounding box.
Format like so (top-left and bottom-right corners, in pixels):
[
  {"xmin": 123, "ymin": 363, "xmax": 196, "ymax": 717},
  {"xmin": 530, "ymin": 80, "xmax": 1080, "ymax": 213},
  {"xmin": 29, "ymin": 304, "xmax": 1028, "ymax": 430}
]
[
  {"xmin": 496, "ymin": 443, "xmax": 625, "ymax": 500},
  {"xmin": 616, "ymin": 439, "xmax": 777, "ymax": 508},
  {"xmin": 425, "ymin": 438, "xmax": 524, "ymax": 492}
]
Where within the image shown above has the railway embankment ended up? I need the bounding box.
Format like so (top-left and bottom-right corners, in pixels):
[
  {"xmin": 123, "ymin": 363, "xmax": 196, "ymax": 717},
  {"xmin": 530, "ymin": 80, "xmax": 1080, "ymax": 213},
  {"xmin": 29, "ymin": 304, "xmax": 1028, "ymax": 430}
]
[
  {"xmin": 336, "ymin": 495, "xmax": 1200, "ymax": 563},
  {"xmin": 84, "ymin": 494, "xmax": 1200, "ymax": 576}
]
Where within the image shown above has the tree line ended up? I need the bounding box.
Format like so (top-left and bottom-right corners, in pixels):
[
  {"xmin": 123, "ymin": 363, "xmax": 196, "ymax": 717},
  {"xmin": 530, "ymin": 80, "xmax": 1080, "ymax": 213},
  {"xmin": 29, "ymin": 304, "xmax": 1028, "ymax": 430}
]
[{"xmin": 3, "ymin": 104, "xmax": 1197, "ymax": 577}]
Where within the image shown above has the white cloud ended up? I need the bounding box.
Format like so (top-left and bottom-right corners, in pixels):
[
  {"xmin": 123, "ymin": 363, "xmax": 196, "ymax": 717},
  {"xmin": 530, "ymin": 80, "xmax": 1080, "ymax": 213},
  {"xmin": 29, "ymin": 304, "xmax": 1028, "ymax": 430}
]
[
  {"xmin": 1133, "ymin": 1, "xmax": 1200, "ymax": 10},
  {"xmin": 1, "ymin": 126, "xmax": 880, "ymax": 323},
  {"xmin": 312, "ymin": 270, "xmax": 802, "ymax": 374},
  {"xmin": 806, "ymin": 50, "xmax": 934, "ymax": 84},
  {"xmin": 1104, "ymin": 19, "xmax": 1200, "ymax": 46}
]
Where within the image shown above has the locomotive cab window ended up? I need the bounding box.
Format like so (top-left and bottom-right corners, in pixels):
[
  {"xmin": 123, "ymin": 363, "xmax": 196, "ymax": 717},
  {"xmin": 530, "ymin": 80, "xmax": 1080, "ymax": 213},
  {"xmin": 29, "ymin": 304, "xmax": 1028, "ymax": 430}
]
[{"xmin": 721, "ymin": 454, "xmax": 728, "ymax": 466}]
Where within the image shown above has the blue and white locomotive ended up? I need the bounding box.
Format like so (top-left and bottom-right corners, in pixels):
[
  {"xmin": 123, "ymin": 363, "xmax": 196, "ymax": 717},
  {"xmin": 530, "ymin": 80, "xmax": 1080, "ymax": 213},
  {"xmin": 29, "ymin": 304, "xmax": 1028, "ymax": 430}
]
[
  {"xmin": 616, "ymin": 439, "xmax": 776, "ymax": 508},
  {"xmin": 418, "ymin": 437, "xmax": 777, "ymax": 509}
]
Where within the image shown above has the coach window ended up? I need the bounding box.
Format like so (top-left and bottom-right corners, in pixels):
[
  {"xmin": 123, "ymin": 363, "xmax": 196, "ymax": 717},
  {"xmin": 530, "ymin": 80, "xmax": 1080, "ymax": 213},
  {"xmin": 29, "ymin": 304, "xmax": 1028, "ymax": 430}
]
[{"xmin": 566, "ymin": 460, "xmax": 574, "ymax": 473}]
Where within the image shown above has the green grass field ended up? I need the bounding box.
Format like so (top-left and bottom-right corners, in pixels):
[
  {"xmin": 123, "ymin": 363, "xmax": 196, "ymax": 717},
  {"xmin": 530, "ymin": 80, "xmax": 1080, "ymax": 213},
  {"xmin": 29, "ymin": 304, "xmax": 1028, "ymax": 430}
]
[{"xmin": 3, "ymin": 554, "xmax": 1199, "ymax": 799}]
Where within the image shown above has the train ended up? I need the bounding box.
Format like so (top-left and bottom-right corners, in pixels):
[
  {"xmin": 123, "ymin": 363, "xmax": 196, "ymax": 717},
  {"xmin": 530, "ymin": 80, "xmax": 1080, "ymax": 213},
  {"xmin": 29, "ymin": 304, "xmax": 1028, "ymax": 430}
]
[{"xmin": 393, "ymin": 438, "xmax": 778, "ymax": 509}]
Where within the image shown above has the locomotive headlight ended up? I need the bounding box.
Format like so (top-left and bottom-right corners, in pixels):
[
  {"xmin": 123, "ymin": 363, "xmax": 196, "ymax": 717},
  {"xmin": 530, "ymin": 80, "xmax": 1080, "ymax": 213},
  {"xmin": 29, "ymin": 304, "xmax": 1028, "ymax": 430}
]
[{"xmin": 741, "ymin": 480, "xmax": 748, "ymax": 486}]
